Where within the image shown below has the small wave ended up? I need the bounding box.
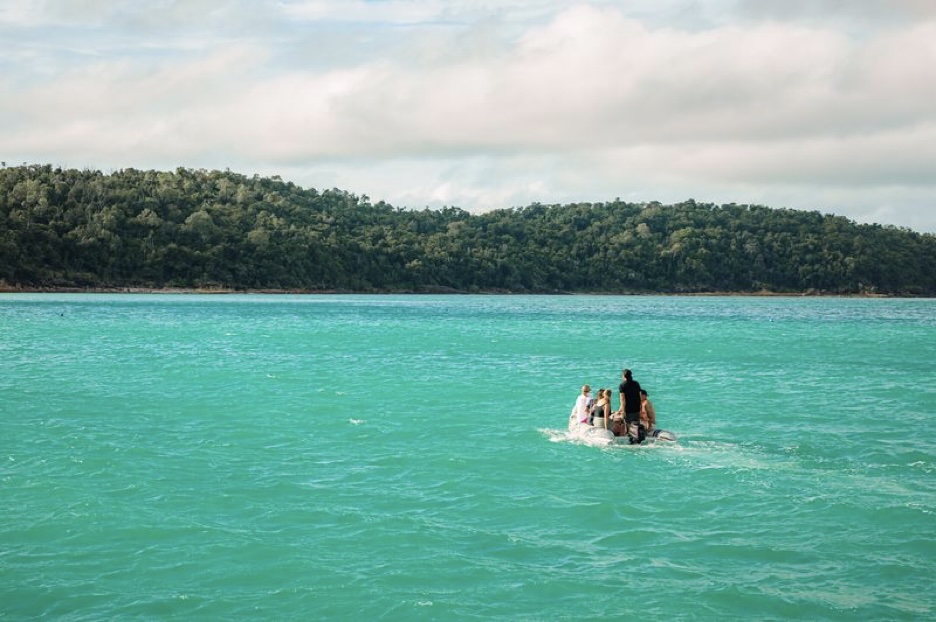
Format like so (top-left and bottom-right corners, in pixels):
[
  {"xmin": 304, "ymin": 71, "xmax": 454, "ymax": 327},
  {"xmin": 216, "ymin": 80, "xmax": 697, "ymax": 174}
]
[
  {"xmin": 541, "ymin": 427, "xmax": 610, "ymax": 447},
  {"xmin": 540, "ymin": 427, "xmax": 567, "ymax": 443}
]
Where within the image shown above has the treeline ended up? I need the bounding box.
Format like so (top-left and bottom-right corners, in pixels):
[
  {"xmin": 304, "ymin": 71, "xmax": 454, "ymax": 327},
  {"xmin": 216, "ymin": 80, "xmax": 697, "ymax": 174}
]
[{"xmin": 1, "ymin": 164, "xmax": 934, "ymax": 295}]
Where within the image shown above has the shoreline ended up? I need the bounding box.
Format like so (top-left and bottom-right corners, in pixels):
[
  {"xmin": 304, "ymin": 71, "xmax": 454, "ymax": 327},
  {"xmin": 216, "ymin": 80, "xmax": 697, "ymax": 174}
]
[{"xmin": 0, "ymin": 285, "xmax": 906, "ymax": 298}]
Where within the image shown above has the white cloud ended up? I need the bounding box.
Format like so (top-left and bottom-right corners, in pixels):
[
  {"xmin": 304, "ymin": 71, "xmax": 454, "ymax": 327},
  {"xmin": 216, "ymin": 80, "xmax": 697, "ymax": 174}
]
[
  {"xmin": 1, "ymin": 1, "xmax": 935, "ymax": 231},
  {"xmin": 282, "ymin": 0, "xmax": 449, "ymax": 24}
]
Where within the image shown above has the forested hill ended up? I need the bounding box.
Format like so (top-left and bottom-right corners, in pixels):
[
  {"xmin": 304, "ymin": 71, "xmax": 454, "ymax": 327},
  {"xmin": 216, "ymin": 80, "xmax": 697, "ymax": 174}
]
[{"xmin": 1, "ymin": 164, "xmax": 934, "ymax": 295}]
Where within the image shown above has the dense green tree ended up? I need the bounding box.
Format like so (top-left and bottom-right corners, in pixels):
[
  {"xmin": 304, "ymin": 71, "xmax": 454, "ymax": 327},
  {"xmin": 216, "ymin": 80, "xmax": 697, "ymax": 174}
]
[{"xmin": 0, "ymin": 164, "xmax": 933, "ymax": 295}]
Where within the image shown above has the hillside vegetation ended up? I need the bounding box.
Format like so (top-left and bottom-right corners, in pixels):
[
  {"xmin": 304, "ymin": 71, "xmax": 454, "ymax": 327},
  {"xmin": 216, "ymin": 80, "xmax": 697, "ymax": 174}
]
[{"xmin": 1, "ymin": 164, "xmax": 933, "ymax": 295}]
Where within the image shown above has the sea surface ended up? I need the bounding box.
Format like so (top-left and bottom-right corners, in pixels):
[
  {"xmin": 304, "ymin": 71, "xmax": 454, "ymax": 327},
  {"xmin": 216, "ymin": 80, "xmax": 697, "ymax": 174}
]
[{"xmin": 1, "ymin": 294, "xmax": 934, "ymax": 621}]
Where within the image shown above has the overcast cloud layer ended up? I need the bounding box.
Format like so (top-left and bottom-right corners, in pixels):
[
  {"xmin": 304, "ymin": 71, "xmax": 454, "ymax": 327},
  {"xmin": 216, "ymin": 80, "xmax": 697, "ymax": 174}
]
[{"xmin": 2, "ymin": 0, "xmax": 935, "ymax": 231}]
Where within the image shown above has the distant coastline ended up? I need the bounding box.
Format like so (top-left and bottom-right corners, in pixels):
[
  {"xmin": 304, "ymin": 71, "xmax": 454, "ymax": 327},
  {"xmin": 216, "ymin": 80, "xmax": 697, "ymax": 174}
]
[
  {"xmin": 0, "ymin": 284, "xmax": 902, "ymax": 298},
  {"xmin": 3, "ymin": 166, "xmax": 934, "ymax": 297}
]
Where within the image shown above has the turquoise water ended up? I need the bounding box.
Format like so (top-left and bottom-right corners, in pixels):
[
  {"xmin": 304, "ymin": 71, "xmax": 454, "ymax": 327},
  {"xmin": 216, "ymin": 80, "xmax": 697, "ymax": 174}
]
[{"xmin": 2, "ymin": 294, "xmax": 934, "ymax": 621}]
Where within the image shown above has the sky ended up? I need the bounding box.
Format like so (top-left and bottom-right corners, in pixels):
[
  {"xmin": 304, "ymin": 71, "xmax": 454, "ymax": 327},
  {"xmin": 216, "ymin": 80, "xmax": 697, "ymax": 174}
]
[{"xmin": 2, "ymin": 0, "xmax": 935, "ymax": 232}]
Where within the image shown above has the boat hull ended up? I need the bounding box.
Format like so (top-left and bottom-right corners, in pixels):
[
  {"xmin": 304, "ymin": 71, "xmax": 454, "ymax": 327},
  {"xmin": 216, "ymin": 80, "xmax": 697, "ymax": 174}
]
[
  {"xmin": 568, "ymin": 417, "xmax": 616, "ymax": 445},
  {"xmin": 568, "ymin": 416, "xmax": 676, "ymax": 445}
]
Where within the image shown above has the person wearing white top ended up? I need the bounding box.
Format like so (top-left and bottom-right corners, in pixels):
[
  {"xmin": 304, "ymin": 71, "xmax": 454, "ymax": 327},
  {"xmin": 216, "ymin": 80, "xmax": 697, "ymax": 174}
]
[{"xmin": 570, "ymin": 384, "xmax": 592, "ymax": 424}]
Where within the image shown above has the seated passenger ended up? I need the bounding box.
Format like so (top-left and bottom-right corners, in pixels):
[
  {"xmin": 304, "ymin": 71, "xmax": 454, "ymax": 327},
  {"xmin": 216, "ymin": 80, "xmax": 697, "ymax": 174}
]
[
  {"xmin": 570, "ymin": 385, "xmax": 592, "ymax": 425},
  {"xmin": 591, "ymin": 388, "xmax": 612, "ymax": 429},
  {"xmin": 640, "ymin": 389, "xmax": 656, "ymax": 432}
]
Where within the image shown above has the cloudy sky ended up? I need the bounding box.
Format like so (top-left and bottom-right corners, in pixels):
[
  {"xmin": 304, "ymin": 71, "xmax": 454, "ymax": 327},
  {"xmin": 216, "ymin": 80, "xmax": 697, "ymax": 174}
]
[{"xmin": 2, "ymin": 0, "xmax": 935, "ymax": 231}]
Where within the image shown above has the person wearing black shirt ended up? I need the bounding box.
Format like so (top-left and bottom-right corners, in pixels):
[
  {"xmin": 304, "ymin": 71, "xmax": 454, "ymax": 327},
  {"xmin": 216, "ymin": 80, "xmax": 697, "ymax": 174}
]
[{"xmin": 618, "ymin": 369, "xmax": 643, "ymax": 444}]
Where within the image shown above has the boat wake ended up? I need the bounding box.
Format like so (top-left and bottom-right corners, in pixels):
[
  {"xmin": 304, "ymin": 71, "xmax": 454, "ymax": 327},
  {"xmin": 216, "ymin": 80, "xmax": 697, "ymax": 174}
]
[{"xmin": 542, "ymin": 417, "xmax": 678, "ymax": 448}]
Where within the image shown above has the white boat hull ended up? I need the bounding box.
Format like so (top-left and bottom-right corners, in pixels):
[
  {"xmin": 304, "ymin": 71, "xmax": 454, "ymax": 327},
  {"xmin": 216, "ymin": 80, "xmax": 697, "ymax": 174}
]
[
  {"xmin": 568, "ymin": 415, "xmax": 676, "ymax": 445},
  {"xmin": 568, "ymin": 416, "xmax": 616, "ymax": 445}
]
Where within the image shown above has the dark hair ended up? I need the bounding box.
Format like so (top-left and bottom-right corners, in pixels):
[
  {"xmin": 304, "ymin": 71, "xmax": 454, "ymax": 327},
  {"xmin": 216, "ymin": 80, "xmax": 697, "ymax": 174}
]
[
  {"xmin": 640, "ymin": 389, "xmax": 648, "ymax": 397},
  {"xmin": 623, "ymin": 369, "xmax": 633, "ymax": 380}
]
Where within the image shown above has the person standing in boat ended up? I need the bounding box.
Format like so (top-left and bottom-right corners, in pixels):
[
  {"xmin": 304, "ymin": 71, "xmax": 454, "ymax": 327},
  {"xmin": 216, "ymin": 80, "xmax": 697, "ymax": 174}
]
[
  {"xmin": 618, "ymin": 369, "xmax": 643, "ymax": 443},
  {"xmin": 591, "ymin": 388, "xmax": 612, "ymax": 430},
  {"xmin": 640, "ymin": 389, "xmax": 656, "ymax": 433},
  {"xmin": 570, "ymin": 384, "xmax": 592, "ymax": 425}
]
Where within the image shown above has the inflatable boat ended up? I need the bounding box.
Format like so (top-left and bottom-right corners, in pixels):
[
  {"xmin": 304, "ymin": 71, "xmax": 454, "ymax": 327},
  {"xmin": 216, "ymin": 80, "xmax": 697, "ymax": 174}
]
[{"xmin": 568, "ymin": 415, "xmax": 676, "ymax": 446}]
